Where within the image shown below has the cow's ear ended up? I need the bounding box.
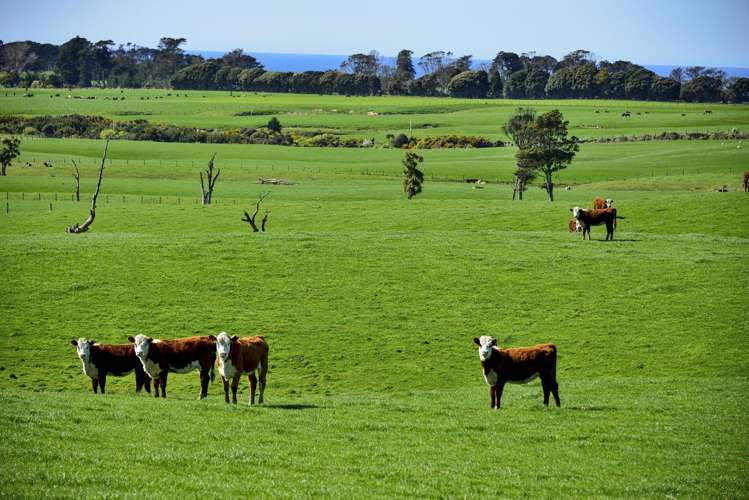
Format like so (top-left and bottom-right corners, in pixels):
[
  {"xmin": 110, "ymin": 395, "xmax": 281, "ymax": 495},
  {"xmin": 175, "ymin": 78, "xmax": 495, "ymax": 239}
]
[
  {"xmin": 71, "ymin": 339, "xmax": 78, "ymax": 346},
  {"xmin": 147, "ymin": 337, "xmax": 153, "ymax": 342},
  {"xmin": 90, "ymin": 340, "xmax": 96, "ymax": 345},
  {"xmin": 208, "ymin": 335, "xmax": 216, "ymax": 341},
  {"xmin": 569, "ymin": 208, "xmax": 573, "ymax": 212},
  {"xmin": 231, "ymin": 335, "xmax": 239, "ymax": 342},
  {"xmin": 473, "ymin": 337, "xmax": 480, "ymax": 345},
  {"xmin": 127, "ymin": 336, "xmax": 135, "ymax": 343},
  {"xmin": 491, "ymin": 338, "xmax": 497, "ymax": 346}
]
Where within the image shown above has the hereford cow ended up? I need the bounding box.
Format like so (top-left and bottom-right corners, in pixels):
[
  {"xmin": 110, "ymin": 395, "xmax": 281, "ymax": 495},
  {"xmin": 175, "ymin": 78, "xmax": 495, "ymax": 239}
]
[
  {"xmin": 71, "ymin": 338, "xmax": 150, "ymax": 394},
  {"xmin": 743, "ymin": 170, "xmax": 748, "ymax": 192},
  {"xmin": 592, "ymin": 197, "xmax": 613, "ymax": 209},
  {"xmin": 473, "ymin": 336, "xmax": 559, "ymax": 409},
  {"xmin": 210, "ymin": 332, "xmax": 269, "ymax": 405},
  {"xmin": 128, "ymin": 334, "xmax": 216, "ymax": 399},
  {"xmin": 571, "ymin": 206, "xmax": 622, "ymax": 240},
  {"xmin": 568, "ymin": 219, "xmax": 582, "ymax": 233}
]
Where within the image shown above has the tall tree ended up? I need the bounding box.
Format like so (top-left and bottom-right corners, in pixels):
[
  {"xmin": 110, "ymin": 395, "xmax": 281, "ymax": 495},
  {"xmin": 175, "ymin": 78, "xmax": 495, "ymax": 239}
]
[
  {"xmin": 503, "ymin": 108, "xmax": 536, "ymax": 200},
  {"xmin": 0, "ymin": 136, "xmax": 21, "ymax": 176},
  {"xmin": 155, "ymin": 37, "xmax": 187, "ymax": 84},
  {"xmin": 402, "ymin": 151, "xmax": 425, "ymax": 199},
  {"xmin": 669, "ymin": 67, "xmax": 685, "ymax": 83},
  {"xmin": 395, "ymin": 49, "xmax": 415, "ymax": 81},
  {"xmin": 340, "ymin": 51, "xmax": 379, "ymax": 76},
  {"xmin": 514, "ymin": 110, "xmax": 579, "ymax": 202},
  {"xmin": 490, "ymin": 52, "xmax": 522, "ymax": 79},
  {"xmin": 56, "ymin": 36, "xmax": 92, "ymax": 86}
]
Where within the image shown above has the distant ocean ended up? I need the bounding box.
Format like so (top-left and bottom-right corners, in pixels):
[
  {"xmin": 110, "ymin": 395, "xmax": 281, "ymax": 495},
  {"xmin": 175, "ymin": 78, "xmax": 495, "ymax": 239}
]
[{"xmin": 189, "ymin": 51, "xmax": 749, "ymax": 79}]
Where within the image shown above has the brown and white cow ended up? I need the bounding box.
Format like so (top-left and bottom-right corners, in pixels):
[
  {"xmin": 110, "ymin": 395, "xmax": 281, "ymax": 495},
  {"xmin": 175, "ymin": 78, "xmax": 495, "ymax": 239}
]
[
  {"xmin": 71, "ymin": 338, "xmax": 151, "ymax": 394},
  {"xmin": 592, "ymin": 197, "xmax": 613, "ymax": 209},
  {"xmin": 210, "ymin": 332, "xmax": 269, "ymax": 405},
  {"xmin": 473, "ymin": 336, "xmax": 560, "ymax": 409},
  {"xmin": 568, "ymin": 219, "xmax": 582, "ymax": 233},
  {"xmin": 570, "ymin": 206, "xmax": 622, "ymax": 240},
  {"xmin": 128, "ymin": 334, "xmax": 216, "ymax": 399}
]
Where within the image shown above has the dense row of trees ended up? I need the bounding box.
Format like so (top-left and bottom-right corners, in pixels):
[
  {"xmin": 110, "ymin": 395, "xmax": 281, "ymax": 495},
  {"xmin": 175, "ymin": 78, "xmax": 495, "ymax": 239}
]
[{"xmin": 1, "ymin": 38, "xmax": 748, "ymax": 102}]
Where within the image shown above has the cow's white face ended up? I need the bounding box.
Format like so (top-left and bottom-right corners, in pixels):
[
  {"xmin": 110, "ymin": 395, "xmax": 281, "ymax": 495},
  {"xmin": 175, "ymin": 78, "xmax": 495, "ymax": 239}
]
[
  {"xmin": 477, "ymin": 335, "xmax": 497, "ymax": 362},
  {"xmin": 215, "ymin": 332, "xmax": 233, "ymax": 360},
  {"xmin": 571, "ymin": 206, "xmax": 584, "ymax": 219},
  {"xmin": 605, "ymin": 198, "xmax": 613, "ymax": 208},
  {"xmin": 73, "ymin": 338, "xmax": 93, "ymax": 362},
  {"xmin": 131, "ymin": 334, "xmax": 152, "ymax": 360}
]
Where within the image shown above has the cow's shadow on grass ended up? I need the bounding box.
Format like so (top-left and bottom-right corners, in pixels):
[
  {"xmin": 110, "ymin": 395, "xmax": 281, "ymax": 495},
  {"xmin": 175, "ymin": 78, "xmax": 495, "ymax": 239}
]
[
  {"xmin": 595, "ymin": 239, "xmax": 641, "ymax": 242},
  {"xmin": 261, "ymin": 403, "xmax": 320, "ymax": 410}
]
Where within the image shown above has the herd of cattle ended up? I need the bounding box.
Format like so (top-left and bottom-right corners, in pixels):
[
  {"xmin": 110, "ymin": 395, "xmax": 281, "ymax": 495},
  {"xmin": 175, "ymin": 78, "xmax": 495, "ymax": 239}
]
[
  {"xmin": 568, "ymin": 197, "xmax": 624, "ymax": 241},
  {"xmin": 71, "ymin": 333, "xmax": 268, "ymax": 405},
  {"xmin": 71, "ymin": 332, "xmax": 558, "ymax": 410}
]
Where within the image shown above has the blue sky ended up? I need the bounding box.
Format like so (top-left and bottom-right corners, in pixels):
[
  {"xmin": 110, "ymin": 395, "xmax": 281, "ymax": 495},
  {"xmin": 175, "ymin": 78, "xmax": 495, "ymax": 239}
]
[{"xmin": 1, "ymin": 0, "xmax": 747, "ymax": 67}]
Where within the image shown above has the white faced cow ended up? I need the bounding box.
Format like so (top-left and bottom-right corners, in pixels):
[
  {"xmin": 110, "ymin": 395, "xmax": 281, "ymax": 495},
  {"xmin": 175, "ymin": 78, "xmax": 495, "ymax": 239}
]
[
  {"xmin": 71, "ymin": 338, "xmax": 150, "ymax": 394},
  {"xmin": 210, "ymin": 332, "xmax": 269, "ymax": 405},
  {"xmin": 128, "ymin": 334, "xmax": 216, "ymax": 399},
  {"xmin": 474, "ymin": 335, "xmax": 560, "ymax": 409}
]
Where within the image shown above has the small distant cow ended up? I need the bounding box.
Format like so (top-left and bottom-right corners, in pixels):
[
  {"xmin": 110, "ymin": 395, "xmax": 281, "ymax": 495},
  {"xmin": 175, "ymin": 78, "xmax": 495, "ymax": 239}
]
[
  {"xmin": 128, "ymin": 335, "xmax": 216, "ymax": 399},
  {"xmin": 568, "ymin": 219, "xmax": 582, "ymax": 233},
  {"xmin": 571, "ymin": 206, "xmax": 623, "ymax": 240},
  {"xmin": 743, "ymin": 171, "xmax": 749, "ymax": 192},
  {"xmin": 71, "ymin": 338, "xmax": 150, "ymax": 394},
  {"xmin": 210, "ymin": 333, "xmax": 269, "ymax": 405},
  {"xmin": 473, "ymin": 336, "xmax": 560, "ymax": 409},
  {"xmin": 592, "ymin": 197, "xmax": 613, "ymax": 209}
]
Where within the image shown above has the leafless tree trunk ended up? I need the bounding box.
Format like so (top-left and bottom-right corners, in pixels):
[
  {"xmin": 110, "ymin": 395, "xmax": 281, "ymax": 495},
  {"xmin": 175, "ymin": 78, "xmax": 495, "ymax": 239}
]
[
  {"xmin": 66, "ymin": 141, "xmax": 108, "ymax": 234},
  {"xmin": 241, "ymin": 192, "xmax": 270, "ymax": 232},
  {"xmin": 72, "ymin": 160, "xmax": 81, "ymax": 202},
  {"xmin": 200, "ymin": 154, "xmax": 220, "ymax": 205}
]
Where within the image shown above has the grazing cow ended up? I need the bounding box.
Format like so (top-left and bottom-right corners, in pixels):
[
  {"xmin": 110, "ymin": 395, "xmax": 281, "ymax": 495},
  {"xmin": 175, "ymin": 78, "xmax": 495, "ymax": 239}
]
[
  {"xmin": 71, "ymin": 338, "xmax": 150, "ymax": 394},
  {"xmin": 210, "ymin": 333, "xmax": 269, "ymax": 405},
  {"xmin": 568, "ymin": 219, "xmax": 582, "ymax": 233},
  {"xmin": 473, "ymin": 336, "xmax": 560, "ymax": 409},
  {"xmin": 744, "ymin": 171, "xmax": 749, "ymax": 192},
  {"xmin": 592, "ymin": 197, "xmax": 613, "ymax": 209},
  {"xmin": 571, "ymin": 206, "xmax": 622, "ymax": 240},
  {"xmin": 128, "ymin": 335, "xmax": 216, "ymax": 399}
]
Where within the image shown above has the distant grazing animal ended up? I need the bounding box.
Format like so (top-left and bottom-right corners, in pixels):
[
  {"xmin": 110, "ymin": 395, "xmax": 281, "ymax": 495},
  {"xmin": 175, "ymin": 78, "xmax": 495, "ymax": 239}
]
[
  {"xmin": 71, "ymin": 338, "xmax": 150, "ymax": 394},
  {"xmin": 592, "ymin": 197, "xmax": 613, "ymax": 209},
  {"xmin": 743, "ymin": 171, "xmax": 749, "ymax": 192},
  {"xmin": 128, "ymin": 335, "xmax": 216, "ymax": 399},
  {"xmin": 473, "ymin": 336, "xmax": 560, "ymax": 409},
  {"xmin": 568, "ymin": 219, "xmax": 582, "ymax": 233},
  {"xmin": 571, "ymin": 206, "xmax": 623, "ymax": 240},
  {"xmin": 621, "ymin": 111, "xmax": 631, "ymax": 117},
  {"xmin": 210, "ymin": 333, "xmax": 269, "ymax": 405},
  {"xmin": 704, "ymin": 109, "xmax": 713, "ymax": 114}
]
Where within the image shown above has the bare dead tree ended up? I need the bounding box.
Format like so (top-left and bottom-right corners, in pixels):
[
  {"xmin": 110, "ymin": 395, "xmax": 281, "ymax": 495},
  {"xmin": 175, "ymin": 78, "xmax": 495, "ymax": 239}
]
[
  {"xmin": 200, "ymin": 153, "xmax": 220, "ymax": 205},
  {"xmin": 72, "ymin": 160, "xmax": 81, "ymax": 202},
  {"xmin": 66, "ymin": 141, "xmax": 109, "ymax": 234},
  {"xmin": 241, "ymin": 191, "xmax": 270, "ymax": 232}
]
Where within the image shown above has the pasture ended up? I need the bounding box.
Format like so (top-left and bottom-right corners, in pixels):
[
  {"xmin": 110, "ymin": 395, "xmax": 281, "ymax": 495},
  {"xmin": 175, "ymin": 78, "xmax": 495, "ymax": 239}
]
[{"xmin": 1, "ymin": 92, "xmax": 748, "ymax": 497}]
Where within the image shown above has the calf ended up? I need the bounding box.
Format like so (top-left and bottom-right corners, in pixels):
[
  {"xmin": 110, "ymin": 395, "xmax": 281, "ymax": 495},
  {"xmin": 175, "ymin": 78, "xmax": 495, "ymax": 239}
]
[
  {"xmin": 473, "ymin": 336, "xmax": 559, "ymax": 409},
  {"xmin": 592, "ymin": 197, "xmax": 613, "ymax": 209},
  {"xmin": 210, "ymin": 332, "xmax": 269, "ymax": 405},
  {"xmin": 128, "ymin": 335, "xmax": 216, "ymax": 399},
  {"xmin": 71, "ymin": 338, "xmax": 150, "ymax": 394},
  {"xmin": 571, "ymin": 206, "xmax": 621, "ymax": 240},
  {"xmin": 568, "ymin": 219, "xmax": 582, "ymax": 233}
]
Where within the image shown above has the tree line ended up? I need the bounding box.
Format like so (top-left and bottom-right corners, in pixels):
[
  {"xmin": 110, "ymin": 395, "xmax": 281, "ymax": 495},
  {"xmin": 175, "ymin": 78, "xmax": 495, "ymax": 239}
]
[{"xmin": 1, "ymin": 38, "xmax": 748, "ymax": 102}]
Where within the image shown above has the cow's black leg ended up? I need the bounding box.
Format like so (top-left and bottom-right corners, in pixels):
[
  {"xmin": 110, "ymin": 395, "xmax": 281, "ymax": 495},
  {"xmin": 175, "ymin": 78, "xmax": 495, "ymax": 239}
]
[
  {"xmin": 552, "ymin": 381, "xmax": 561, "ymax": 407},
  {"xmin": 143, "ymin": 375, "xmax": 151, "ymax": 394},
  {"xmin": 541, "ymin": 377, "xmax": 550, "ymax": 407},
  {"xmin": 222, "ymin": 378, "xmax": 230, "ymax": 403},
  {"xmin": 199, "ymin": 368, "xmax": 210, "ymax": 399},
  {"xmin": 91, "ymin": 378, "xmax": 98, "ymax": 394},
  {"xmin": 231, "ymin": 374, "xmax": 240, "ymax": 404},
  {"xmin": 98, "ymin": 374, "xmax": 106, "ymax": 394},
  {"xmin": 249, "ymin": 372, "xmax": 257, "ymax": 406},
  {"xmin": 159, "ymin": 372, "xmax": 168, "ymax": 398},
  {"xmin": 496, "ymin": 381, "xmax": 506, "ymax": 409}
]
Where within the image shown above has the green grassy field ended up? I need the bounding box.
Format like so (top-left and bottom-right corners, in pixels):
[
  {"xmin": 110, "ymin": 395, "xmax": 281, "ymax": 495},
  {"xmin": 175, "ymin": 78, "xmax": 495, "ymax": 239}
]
[
  {"xmin": 3, "ymin": 88, "xmax": 749, "ymax": 143},
  {"xmin": 1, "ymin": 94, "xmax": 748, "ymax": 497}
]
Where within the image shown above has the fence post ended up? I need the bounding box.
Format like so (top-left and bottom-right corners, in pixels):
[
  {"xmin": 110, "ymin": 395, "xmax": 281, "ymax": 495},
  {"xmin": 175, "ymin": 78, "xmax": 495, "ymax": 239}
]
[
  {"xmin": 49, "ymin": 202, "xmax": 52, "ymax": 212},
  {"xmin": 5, "ymin": 202, "xmax": 8, "ymax": 215}
]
